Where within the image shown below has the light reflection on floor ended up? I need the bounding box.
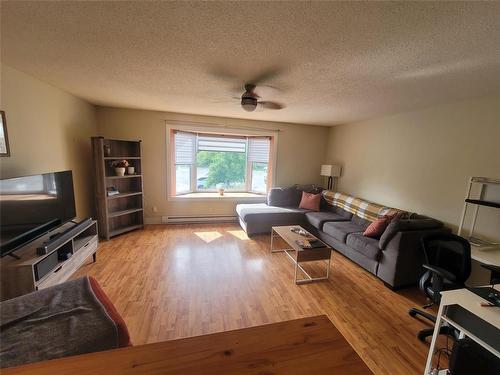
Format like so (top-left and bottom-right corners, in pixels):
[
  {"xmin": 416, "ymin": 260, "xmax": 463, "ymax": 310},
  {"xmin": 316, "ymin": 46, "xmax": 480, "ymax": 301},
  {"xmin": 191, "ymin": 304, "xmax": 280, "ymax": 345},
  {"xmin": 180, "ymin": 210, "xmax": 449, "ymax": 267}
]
[
  {"xmin": 194, "ymin": 231, "xmax": 223, "ymax": 243},
  {"xmin": 226, "ymin": 230, "xmax": 250, "ymax": 241}
]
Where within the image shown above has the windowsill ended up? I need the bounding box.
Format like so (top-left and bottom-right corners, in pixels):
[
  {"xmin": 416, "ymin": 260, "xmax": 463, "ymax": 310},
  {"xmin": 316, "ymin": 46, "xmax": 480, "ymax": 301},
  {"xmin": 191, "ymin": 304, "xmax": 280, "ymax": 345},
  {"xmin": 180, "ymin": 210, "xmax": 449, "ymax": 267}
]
[{"xmin": 169, "ymin": 192, "xmax": 267, "ymax": 202}]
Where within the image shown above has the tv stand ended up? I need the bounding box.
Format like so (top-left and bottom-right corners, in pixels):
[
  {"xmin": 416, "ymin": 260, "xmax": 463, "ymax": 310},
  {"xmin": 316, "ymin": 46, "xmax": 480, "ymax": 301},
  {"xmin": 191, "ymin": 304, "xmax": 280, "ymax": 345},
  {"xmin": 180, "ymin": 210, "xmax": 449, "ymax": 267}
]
[{"xmin": 0, "ymin": 220, "xmax": 99, "ymax": 301}]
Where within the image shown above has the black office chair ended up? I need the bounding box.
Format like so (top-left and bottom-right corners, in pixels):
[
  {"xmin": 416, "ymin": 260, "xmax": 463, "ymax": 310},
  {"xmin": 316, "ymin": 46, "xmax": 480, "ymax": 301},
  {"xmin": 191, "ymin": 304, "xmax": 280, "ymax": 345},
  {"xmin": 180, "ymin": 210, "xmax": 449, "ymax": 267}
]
[{"xmin": 409, "ymin": 233, "xmax": 471, "ymax": 342}]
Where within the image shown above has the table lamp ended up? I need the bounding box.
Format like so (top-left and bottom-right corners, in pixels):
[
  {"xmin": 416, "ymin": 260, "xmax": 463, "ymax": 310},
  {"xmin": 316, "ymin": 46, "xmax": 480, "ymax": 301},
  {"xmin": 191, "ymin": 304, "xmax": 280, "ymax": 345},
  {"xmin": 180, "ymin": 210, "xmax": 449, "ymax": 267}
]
[{"xmin": 320, "ymin": 164, "xmax": 341, "ymax": 190}]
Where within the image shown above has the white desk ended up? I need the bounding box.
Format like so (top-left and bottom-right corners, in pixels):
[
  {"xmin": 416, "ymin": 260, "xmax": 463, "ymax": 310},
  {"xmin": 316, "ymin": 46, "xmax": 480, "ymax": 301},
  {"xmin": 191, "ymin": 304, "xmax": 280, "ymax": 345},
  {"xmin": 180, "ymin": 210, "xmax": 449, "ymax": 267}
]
[
  {"xmin": 425, "ymin": 286, "xmax": 500, "ymax": 374},
  {"xmin": 471, "ymin": 244, "xmax": 500, "ymax": 266}
]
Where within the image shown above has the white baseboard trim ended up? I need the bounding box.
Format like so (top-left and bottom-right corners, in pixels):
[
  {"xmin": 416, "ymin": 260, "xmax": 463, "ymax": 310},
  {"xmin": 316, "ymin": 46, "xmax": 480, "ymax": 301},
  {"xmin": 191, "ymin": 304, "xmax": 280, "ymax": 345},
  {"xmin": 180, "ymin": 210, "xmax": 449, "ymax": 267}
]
[
  {"xmin": 162, "ymin": 215, "xmax": 238, "ymax": 224},
  {"xmin": 144, "ymin": 217, "xmax": 162, "ymax": 225}
]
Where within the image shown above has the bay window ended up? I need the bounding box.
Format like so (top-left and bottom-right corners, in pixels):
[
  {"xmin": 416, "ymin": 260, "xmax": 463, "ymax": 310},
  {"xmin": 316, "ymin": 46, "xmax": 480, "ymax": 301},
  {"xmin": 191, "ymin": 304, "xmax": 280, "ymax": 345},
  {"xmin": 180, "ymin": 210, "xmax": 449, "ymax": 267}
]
[{"xmin": 172, "ymin": 130, "xmax": 273, "ymax": 196}]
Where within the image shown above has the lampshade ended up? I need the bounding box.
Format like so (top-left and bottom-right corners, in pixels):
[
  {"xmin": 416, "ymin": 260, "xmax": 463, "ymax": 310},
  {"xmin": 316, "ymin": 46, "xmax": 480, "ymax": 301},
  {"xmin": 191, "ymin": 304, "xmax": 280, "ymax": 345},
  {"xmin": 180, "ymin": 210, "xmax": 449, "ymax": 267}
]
[
  {"xmin": 320, "ymin": 164, "xmax": 341, "ymax": 177},
  {"xmin": 320, "ymin": 165, "xmax": 333, "ymax": 177}
]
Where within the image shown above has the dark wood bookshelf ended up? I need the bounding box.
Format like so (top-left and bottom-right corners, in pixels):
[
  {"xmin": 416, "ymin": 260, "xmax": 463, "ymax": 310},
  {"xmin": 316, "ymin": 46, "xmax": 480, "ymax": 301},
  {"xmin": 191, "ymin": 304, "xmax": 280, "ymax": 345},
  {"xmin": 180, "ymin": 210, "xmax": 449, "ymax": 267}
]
[{"xmin": 91, "ymin": 137, "xmax": 144, "ymax": 240}]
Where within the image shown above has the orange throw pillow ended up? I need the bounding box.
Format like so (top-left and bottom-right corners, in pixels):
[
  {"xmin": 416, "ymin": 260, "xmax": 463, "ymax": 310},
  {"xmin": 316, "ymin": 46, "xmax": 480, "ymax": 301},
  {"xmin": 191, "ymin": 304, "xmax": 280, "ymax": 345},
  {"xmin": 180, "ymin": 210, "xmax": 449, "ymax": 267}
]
[
  {"xmin": 363, "ymin": 215, "xmax": 393, "ymax": 238},
  {"xmin": 298, "ymin": 191, "xmax": 322, "ymax": 211}
]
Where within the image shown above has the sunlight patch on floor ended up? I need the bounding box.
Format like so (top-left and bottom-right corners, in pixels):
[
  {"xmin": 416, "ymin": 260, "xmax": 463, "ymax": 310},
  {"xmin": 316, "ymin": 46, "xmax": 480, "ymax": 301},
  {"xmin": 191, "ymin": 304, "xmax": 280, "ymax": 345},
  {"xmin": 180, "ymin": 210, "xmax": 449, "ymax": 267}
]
[
  {"xmin": 226, "ymin": 230, "xmax": 250, "ymax": 241},
  {"xmin": 194, "ymin": 231, "xmax": 223, "ymax": 243},
  {"xmin": 246, "ymin": 259, "xmax": 264, "ymax": 272}
]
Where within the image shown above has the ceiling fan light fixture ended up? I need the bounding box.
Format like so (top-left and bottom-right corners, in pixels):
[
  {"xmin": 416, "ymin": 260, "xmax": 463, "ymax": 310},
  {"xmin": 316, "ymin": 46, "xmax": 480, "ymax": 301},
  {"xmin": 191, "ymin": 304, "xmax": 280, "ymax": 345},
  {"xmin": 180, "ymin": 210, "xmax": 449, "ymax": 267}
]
[
  {"xmin": 242, "ymin": 103, "xmax": 256, "ymax": 112},
  {"xmin": 241, "ymin": 97, "xmax": 257, "ymax": 112}
]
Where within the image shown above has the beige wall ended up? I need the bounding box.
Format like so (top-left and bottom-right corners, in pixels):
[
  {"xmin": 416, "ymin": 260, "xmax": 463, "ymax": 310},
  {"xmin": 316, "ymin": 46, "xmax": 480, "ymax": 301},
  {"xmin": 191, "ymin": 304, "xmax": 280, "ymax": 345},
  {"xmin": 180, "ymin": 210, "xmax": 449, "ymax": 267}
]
[
  {"xmin": 96, "ymin": 107, "xmax": 330, "ymax": 221},
  {"xmin": 0, "ymin": 65, "xmax": 98, "ymax": 218},
  {"xmin": 326, "ymin": 95, "xmax": 500, "ymax": 241}
]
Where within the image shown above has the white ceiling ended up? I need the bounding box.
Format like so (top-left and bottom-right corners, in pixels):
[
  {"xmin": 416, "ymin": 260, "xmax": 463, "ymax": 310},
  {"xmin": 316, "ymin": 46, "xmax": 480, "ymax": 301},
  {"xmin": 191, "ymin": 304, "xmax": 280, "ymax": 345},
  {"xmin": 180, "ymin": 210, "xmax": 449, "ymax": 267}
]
[{"xmin": 2, "ymin": 1, "xmax": 500, "ymax": 126}]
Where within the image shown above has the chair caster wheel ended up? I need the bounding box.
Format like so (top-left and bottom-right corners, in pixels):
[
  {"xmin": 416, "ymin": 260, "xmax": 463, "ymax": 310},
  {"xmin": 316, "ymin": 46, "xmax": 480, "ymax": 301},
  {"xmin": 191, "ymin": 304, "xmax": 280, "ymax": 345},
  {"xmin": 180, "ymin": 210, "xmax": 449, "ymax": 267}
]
[
  {"xmin": 408, "ymin": 309, "xmax": 417, "ymax": 317},
  {"xmin": 417, "ymin": 332, "xmax": 428, "ymax": 342}
]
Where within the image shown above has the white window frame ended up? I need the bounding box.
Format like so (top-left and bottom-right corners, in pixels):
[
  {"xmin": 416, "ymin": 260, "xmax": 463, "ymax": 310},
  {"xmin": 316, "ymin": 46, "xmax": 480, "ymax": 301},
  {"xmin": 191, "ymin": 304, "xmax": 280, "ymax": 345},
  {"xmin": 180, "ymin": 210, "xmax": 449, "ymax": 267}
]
[{"xmin": 166, "ymin": 122, "xmax": 277, "ymax": 200}]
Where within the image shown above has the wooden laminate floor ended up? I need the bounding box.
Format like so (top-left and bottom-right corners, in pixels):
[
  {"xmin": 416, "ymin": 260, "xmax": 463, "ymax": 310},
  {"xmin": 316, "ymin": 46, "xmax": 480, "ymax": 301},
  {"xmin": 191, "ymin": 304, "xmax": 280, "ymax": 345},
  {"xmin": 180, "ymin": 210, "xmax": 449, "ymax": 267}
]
[{"xmin": 73, "ymin": 224, "xmax": 434, "ymax": 375}]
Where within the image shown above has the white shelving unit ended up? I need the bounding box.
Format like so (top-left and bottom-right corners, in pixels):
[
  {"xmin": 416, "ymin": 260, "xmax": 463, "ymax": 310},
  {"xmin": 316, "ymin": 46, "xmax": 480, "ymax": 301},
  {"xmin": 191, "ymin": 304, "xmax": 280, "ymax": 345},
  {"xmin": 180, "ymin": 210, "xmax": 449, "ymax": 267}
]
[{"xmin": 458, "ymin": 177, "xmax": 500, "ymax": 266}]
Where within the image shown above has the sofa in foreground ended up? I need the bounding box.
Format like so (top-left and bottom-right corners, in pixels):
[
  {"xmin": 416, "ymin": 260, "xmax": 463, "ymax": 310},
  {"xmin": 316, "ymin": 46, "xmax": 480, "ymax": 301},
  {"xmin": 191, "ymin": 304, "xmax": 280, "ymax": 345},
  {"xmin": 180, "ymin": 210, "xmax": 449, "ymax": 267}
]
[
  {"xmin": 0, "ymin": 276, "xmax": 131, "ymax": 368},
  {"xmin": 236, "ymin": 186, "xmax": 448, "ymax": 289}
]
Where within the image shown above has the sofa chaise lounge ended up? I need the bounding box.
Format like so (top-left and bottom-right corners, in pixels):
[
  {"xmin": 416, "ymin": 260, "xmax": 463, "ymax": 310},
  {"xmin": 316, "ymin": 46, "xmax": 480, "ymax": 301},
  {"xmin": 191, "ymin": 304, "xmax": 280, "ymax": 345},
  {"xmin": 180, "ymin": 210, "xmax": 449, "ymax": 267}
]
[{"xmin": 236, "ymin": 186, "xmax": 448, "ymax": 289}]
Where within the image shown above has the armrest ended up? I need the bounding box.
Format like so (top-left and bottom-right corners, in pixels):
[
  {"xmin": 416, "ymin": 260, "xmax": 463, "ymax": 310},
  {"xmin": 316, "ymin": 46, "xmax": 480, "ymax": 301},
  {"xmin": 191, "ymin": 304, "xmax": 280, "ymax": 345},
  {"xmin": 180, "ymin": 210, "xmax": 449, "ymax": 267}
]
[
  {"xmin": 377, "ymin": 227, "xmax": 451, "ymax": 288},
  {"xmin": 422, "ymin": 264, "xmax": 456, "ymax": 282}
]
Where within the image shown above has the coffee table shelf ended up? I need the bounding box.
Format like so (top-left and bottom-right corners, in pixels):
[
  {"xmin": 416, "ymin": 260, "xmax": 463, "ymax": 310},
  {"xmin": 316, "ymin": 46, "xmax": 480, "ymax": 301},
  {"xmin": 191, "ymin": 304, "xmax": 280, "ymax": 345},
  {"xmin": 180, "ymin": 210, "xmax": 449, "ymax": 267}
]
[{"xmin": 271, "ymin": 225, "xmax": 332, "ymax": 284}]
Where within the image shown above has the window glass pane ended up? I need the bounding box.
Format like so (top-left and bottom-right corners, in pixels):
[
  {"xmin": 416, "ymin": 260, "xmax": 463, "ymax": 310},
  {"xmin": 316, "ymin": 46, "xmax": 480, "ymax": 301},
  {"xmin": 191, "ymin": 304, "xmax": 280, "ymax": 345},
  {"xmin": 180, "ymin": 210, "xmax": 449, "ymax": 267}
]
[
  {"xmin": 196, "ymin": 151, "xmax": 246, "ymax": 191},
  {"xmin": 0, "ymin": 175, "xmax": 44, "ymax": 193},
  {"xmin": 251, "ymin": 162, "xmax": 268, "ymax": 193},
  {"xmin": 175, "ymin": 165, "xmax": 191, "ymax": 193}
]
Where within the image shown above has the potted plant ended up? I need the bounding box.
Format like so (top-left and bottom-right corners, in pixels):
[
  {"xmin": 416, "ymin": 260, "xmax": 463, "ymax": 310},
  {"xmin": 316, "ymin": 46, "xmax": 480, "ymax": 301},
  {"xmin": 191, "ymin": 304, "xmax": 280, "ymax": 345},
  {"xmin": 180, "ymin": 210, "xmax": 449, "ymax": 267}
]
[{"xmin": 111, "ymin": 160, "xmax": 129, "ymax": 176}]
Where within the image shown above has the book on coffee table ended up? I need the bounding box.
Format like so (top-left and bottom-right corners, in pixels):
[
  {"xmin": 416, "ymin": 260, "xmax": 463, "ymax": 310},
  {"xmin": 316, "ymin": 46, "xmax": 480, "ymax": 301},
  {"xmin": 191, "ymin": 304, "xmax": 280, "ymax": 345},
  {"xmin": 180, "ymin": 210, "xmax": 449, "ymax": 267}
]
[{"xmin": 295, "ymin": 238, "xmax": 327, "ymax": 249}]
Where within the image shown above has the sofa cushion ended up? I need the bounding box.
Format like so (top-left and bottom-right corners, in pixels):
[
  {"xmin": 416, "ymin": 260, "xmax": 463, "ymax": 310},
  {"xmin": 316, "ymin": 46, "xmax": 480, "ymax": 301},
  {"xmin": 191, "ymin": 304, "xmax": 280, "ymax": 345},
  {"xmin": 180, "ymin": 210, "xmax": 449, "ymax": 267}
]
[
  {"xmin": 267, "ymin": 185, "xmax": 323, "ymax": 208},
  {"xmin": 236, "ymin": 203, "xmax": 309, "ymax": 223},
  {"xmin": 294, "ymin": 184, "xmax": 323, "ymax": 194},
  {"xmin": 267, "ymin": 187, "xmax": 302, "ymax": 207},
  {"xmin": 299, "ymin": 192, "xmax": 321, "ymax": 211},
  {"xmin": 323, "ymin": 221, "xmax": 366, "ymax": 243},
  {"xmin": 379, "ymin": 216, "xmax": 443, "ymax": 250},
  {"xmin": 363, "ymin": 215, "xmax": 393, "ymax": 238},
  {"xmin": 351, "ymin": 215, "xmax": 371, "ymax": 228},
  {"xmin": 305, "ymin": 211, "xmax": 351, "ymax": 230},
  {"xmin": 346, "ymin": 233, "xmax": 381, "ymax": 261}
]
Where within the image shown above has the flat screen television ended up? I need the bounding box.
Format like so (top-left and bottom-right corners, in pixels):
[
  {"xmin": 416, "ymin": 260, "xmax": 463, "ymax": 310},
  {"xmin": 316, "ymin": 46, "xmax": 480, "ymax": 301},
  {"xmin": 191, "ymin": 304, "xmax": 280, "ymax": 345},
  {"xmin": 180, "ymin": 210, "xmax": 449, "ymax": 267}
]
[{"xmin": 0, "ymin": 170, "xmax": 76, "ymax": 257}]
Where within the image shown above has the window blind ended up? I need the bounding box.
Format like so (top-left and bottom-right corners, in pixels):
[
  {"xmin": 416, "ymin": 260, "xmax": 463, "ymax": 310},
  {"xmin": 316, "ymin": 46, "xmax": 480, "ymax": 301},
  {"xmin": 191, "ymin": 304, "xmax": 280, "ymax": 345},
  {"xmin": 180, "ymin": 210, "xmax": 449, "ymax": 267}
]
[
  {"xmin": 248, "ymin": 138, "xmax": 270, "ymax": 163},
  {"xmin": 198, "ymin": 136, "xmax": 246, "ymax": 153},
  {"xmin": 174, "ymin": 132, "xmax": 196, "ymax": 164}
]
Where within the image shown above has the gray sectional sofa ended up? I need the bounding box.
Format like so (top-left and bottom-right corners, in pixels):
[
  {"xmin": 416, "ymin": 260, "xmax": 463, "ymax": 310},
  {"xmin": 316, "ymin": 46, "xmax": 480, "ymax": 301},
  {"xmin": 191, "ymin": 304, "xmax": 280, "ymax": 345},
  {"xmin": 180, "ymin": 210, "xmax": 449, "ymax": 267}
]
[{"xmin": 236, "ymin": 186, "xmax": 448, "ymax": 289}]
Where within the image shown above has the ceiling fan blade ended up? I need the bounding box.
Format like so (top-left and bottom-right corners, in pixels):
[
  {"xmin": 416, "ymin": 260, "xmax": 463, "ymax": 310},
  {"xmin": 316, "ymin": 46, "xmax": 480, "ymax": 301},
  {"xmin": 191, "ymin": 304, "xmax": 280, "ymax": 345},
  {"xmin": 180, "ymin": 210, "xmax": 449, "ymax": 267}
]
[
  {"xmin": 209, "ymin": 66, "xmax": 240, "ymax": 81},
  {"xmin": 249, "ymin": 66, "xmax": 284, "ymax": 85},
  {"xmin": 258, "ymin": 101, "xmax": 285, "ymax": 110},
  {"xmin": 209, "ymin": 66, "xmax": 245, "ymax": 93},
  {"xmin": 256, "ymin": 84, "xmax": 283, "ymax": 92}
]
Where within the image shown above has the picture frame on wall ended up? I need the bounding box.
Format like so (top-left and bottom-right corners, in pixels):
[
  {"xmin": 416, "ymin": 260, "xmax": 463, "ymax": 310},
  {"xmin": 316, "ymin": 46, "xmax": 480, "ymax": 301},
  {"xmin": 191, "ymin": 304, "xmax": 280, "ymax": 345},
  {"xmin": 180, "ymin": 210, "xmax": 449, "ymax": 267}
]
[{"xmin": 0, "ymin": 110, "xmax": 10, "ymax": 157}]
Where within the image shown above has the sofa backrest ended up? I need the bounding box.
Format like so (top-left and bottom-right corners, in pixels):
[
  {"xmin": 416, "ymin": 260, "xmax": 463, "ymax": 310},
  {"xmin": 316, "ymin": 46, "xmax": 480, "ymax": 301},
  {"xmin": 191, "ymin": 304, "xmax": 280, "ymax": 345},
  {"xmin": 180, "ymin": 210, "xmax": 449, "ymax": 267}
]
[
  {"xmin": 322, "ymin": 191, "xmax": 403, "ymax": 222},
  {"xmin": 268, "ymin": 185, "xmax": 323, "ymax": 207}
]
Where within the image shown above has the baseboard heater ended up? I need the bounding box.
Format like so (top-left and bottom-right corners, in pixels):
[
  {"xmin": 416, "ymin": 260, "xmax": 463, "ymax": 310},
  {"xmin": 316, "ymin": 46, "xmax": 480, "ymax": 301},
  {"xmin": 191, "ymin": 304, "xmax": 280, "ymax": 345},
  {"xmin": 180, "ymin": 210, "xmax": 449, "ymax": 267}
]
[{"xmin": 162, "ymin": 215, "xmax": 238, "ymax": 224}]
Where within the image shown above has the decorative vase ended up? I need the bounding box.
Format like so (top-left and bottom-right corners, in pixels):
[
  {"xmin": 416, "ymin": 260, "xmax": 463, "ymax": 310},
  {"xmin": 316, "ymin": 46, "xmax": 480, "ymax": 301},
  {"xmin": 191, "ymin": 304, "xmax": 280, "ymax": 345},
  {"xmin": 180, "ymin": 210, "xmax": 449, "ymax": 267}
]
[
  {"xmin": 115, "ymin": 167, "xmax": 125, "ymax": 176},
  {"xmin": 103, "ymin": 145, "xmax": 111, "ymax": 157},
  {"xmin": 127, "ymin": 166, "xmax": 135, "ymax": 175}
]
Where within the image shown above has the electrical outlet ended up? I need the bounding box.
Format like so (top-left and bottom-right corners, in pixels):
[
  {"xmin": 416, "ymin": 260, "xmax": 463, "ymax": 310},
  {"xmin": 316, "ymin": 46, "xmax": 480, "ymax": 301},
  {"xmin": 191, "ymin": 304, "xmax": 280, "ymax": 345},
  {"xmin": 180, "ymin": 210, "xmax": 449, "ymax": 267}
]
[{"xmin": 152, "ymin": 206, "xmax": 158, "ymax": 213}]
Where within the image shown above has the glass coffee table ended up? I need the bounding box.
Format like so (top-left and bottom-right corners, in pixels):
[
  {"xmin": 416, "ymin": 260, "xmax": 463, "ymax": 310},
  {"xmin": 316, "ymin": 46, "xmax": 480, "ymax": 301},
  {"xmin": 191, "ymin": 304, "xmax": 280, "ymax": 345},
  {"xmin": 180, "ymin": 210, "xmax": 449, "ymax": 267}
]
[{"xmin": 271, "ymin": 225, "xmax": 332, "ymax": 284}]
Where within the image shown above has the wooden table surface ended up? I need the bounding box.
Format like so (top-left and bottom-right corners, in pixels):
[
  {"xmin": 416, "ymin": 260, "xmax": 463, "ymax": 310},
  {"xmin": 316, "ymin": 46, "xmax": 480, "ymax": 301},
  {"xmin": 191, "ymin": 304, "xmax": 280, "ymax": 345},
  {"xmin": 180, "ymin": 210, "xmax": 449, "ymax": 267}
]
[
  {"xmin": 3, "ymin": 315, "xmax": 372, "ymax": 375},
  {"xmin": 272, "ymin": 225, "xmax": 331, "ymax": 252}
]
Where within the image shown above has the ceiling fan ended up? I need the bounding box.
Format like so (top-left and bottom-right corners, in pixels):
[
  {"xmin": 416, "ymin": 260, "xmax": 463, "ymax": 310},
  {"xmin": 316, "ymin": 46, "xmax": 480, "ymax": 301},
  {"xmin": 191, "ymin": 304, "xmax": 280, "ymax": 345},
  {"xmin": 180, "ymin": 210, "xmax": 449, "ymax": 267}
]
[
  {"xmin": 210, "ymin": 66, "xmax": 286, "ymax": 112},
  {"xmin": 239, "ymin": 84, "xmax": 285, "ymax": 112}
]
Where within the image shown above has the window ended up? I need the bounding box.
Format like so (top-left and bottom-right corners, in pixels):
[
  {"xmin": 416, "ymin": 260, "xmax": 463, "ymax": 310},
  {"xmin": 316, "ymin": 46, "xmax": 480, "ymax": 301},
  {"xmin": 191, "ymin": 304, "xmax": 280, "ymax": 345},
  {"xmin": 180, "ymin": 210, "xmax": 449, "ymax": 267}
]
[
  {"xmin": 172, "ymin": 130, "xmax": 273, "ymax": 196},
  {"xmin": 248, "ymin": 138, "xmax": 271, "ymax": 194}
]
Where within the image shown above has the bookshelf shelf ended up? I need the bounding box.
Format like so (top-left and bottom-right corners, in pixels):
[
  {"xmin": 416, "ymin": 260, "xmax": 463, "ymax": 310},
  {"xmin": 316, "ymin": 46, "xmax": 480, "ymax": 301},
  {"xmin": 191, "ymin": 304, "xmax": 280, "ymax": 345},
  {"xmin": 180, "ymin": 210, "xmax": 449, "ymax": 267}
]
[{"xmin": 107, "ymin": 191, "xmax": 143, "ymax": 200}]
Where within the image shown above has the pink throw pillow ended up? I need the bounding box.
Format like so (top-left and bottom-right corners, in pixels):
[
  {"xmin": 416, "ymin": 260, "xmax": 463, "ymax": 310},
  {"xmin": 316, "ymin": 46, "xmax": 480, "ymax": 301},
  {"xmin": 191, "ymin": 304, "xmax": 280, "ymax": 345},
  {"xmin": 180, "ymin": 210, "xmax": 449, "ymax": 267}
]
[
  {"xmin": 363, "ymin": 215, "xmax": 393, "ymax": 238},
  {"xmin": 299, "ymin": 191, "xmax": 321, "ymax": 211}
]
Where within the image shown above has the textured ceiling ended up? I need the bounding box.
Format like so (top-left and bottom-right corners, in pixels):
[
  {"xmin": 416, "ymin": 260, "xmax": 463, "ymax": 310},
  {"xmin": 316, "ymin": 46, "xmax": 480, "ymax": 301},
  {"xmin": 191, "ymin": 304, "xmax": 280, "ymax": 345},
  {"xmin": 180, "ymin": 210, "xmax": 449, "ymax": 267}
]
[{"xmin": 2, "ymin": 1, "xmax": 500, "ymax": 126}]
